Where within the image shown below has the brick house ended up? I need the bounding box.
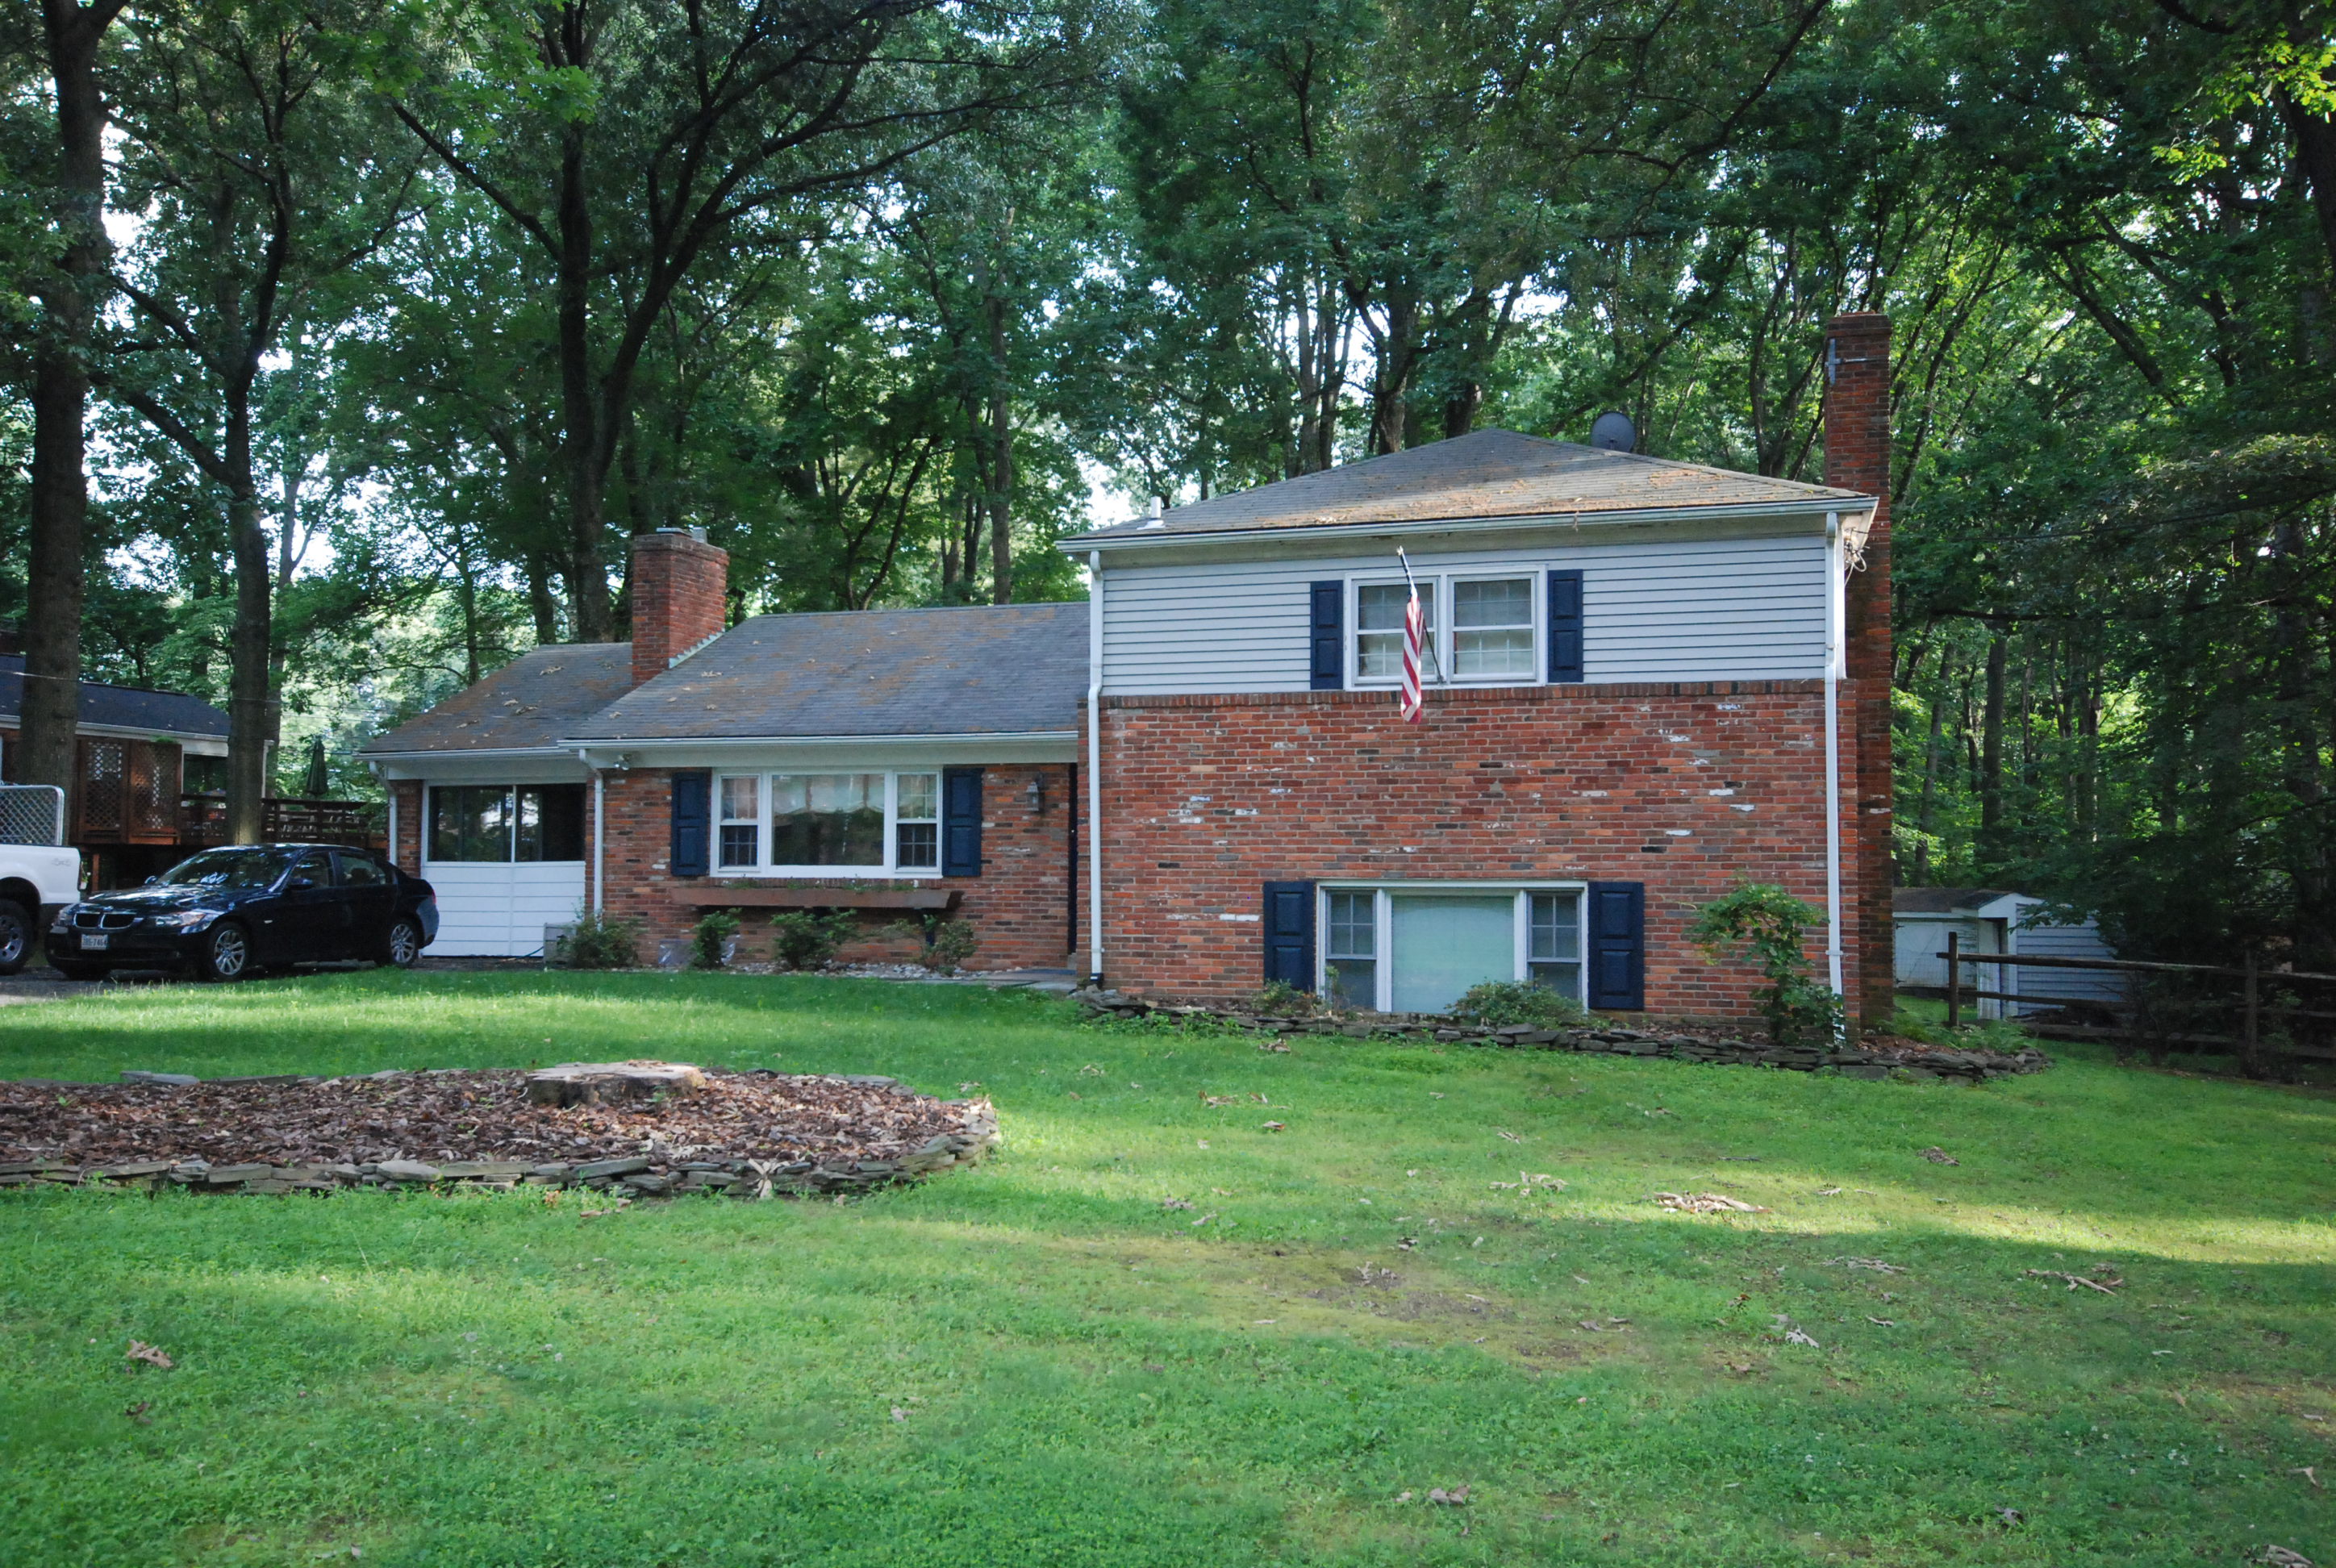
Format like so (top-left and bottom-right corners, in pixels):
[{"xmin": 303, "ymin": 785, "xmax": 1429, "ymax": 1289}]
[{"xmin": 365, "ymin": 312, "xmax": 1894, "ymax": 1028}]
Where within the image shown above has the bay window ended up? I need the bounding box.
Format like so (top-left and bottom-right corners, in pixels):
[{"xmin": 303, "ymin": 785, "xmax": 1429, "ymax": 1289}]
[{"xmin": 711, "ymin": 770, "xmax": 941, "ymax": 875}]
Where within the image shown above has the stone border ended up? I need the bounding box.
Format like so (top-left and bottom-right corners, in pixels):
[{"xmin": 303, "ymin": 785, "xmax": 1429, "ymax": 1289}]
[
  {"xmin": 0, "ymin": 1072, "xmax": 1001, "ymax": 1199},
  {"xmin": 1070, "ymin": 989, "xmax": 2049, "ymax": 1083}
]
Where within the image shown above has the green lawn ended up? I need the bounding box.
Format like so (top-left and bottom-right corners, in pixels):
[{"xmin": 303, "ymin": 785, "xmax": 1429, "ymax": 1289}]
[{"xmin": 1, "ymin": 971, "xmax": 2330, "ymax": 1568}]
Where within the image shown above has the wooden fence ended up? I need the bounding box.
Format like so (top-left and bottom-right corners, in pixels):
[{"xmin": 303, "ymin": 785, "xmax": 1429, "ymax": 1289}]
[{"xmin": 1934, "ymin": 932, "xmax": 2336, "ymax": 1073}]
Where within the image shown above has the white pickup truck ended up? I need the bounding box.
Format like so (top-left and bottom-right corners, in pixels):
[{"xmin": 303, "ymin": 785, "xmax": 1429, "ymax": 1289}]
[{"xmin": 0, "ymin": 786, "xmax": 84, "ymax": 975}]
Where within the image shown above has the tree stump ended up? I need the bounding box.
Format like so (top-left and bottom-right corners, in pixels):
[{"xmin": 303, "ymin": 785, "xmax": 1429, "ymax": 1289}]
[{"xmin": 525, "ymin": 1061, "xmax": 706, "ymax": 1107}]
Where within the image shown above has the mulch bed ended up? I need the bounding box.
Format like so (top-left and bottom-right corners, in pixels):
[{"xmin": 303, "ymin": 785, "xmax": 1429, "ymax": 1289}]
[{"xmin": 0, "ymin": 1069, "xmax": 999, "ymax": 1198}]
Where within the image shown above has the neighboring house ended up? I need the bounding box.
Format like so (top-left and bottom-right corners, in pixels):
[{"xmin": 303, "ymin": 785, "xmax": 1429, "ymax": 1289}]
[
  {"xmin": 363, "ymin": 311, "xmax": 1900, "ymax": 1028},
  {"xmin": 1892, "ymin": 887, "xmax": 2126, "ymax": 1019},
  {"xmin": 0, "ymin": 656, "xmax": 230, "ymax": 888}
]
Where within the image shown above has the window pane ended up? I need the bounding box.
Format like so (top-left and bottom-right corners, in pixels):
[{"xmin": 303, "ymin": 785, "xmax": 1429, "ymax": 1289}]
[
  {"xmin": 1328, "ymin": 958, "xmax": 1377, "ymax": 1010},
  {"xmin": 1453, "ymin": 578, "xmax": 1533, "ymax": 628},
  {"xmin": 720, "ymin": 775, "xmax": 759, "ymax": 821},
  {"xmin": 770, "ymin": 773, "xmax": 886, "ymax": 866},
  {"xmin": 1356, "ymin": 583, "xmax": 1429, "ymax": 681},
  {"xmin": 1389, "ymin": 894, "xmax": 1516, "ymax": 1014},
  {"xmin": 895, "ymin": 822, "xmax": 937, "ymax": 869},
  {"xmin": 720, "ymin": 824, "xmax": 760, "ymax": 867},
  {"xmin": 429, "ymin": 786, "xmax": 510, "ymax": 862},
  {"xmin": 1326, "ymin": 891, "xmax": 1375, "ymax": 957},
  {"xmin": 1453, "ymin": 627, "xmax": 1535, "ymax": 676},
  {"xmin": 897, "ymin": 773, "xmax": 938, "ymax": 820},
  {"xmin": 516, "ymin": 785, "xmax": 586, "ymax": 861},
  {"xmin": 335, "ymin": 853, "xmax": 386, "ymax": 887},
  {"xmin": 1530, "ymin": 961, "xmax": 1582, "ymax": 998},
  {"xmin": 1529, "ymin": 892, "xmax": 1579, "ymax": 960},
  {"xmin": 1453, "ymin": 578, "xmax": 1535, "ymax": 677}
]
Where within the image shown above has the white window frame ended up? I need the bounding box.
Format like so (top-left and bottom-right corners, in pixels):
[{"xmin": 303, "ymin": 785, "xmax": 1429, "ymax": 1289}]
[
  {"xmin": 1347, "ymin": 571, "xmax": 1546, "ymax": 690},
  {"xmin": 710, "ymin": 769, "xmax": 943, "ymax": 878},
  {"xmin": 1317, "ymin": 881, "xmax": 1587, "ymax": 1013}
]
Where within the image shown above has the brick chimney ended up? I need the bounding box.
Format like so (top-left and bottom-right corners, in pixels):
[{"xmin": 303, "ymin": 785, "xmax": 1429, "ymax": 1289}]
[
  {"xmin": 1823, "ymin": 311, "xmax": 1894, "ymax": 1032},
  {"xmin": 629, "ymin": 528, "xmax": 729, "ymax": 688}
]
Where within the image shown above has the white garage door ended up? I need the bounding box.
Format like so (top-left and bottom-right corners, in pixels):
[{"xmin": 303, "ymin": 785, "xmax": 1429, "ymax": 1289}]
[{"xmin": 423, "ymin": 862, "xmax": 586, "ymax": 957}]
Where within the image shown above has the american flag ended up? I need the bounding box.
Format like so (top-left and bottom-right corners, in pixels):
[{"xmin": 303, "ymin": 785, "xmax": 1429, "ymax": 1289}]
[{"xmin": 1399, "ymin": 582, "xmax": 1425, "ymax": 724}]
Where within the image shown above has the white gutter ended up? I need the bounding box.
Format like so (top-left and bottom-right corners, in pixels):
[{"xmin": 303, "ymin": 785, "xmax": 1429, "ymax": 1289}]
[
  {"xmin": 1059, "ymin": 495, "xmax": 1869, "ymax": 557},
  {"xmin": 557, "ymin": 728, "xmax": 1078, "ymax": 753},
  {"xmin": 1824, "ymin": 510, "xmax": 1845, "ymax": 1007},
  {"xmin": 1087, "ymin": 550, "xmax": 1104, "ymax": 982}
]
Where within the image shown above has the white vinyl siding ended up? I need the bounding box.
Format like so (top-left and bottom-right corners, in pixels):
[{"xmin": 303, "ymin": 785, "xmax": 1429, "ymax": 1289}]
[
  {"xmin": 421, "ymin": 862, "xmax": 586, "ymax": 957},
  {"xmin": 1099, "ymin": 533, "xmax": 1826, "ymax": 694}
]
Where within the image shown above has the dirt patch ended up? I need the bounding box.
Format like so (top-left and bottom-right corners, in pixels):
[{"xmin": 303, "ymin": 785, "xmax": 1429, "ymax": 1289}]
[{"xmin": 0, "ymin": 1067, "xmax": 997, "ymax": 1195}]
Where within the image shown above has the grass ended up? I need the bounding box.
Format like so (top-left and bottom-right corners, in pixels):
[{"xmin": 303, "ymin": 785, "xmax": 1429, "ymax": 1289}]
[{"xmin": 0, "ymin": 970, "xmax": 2330, "ymax": 1568}]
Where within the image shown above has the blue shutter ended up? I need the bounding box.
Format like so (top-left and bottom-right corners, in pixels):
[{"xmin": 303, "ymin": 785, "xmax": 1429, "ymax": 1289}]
[
  {"xmin": 1585, "ymin": 881, "xmax": 1644, "ymax": 1010},
  {"xmin": 1309, "ymin": 582, "xmax": 1344, "ymax": 690},
  {"xmin": 669, "ymin": 770, "xmax": 711, "ymax": 878},
  {"xmin": 941, "ymin": 767, "xmax": 984, "ymax": 878},
  {"xmin": 1262, "ymin": 880, "xmax": 1318, "ymax": 990},
  {"xmin": 1547, "ymin": 569, "xmax": 1584, "ymax": 683}
]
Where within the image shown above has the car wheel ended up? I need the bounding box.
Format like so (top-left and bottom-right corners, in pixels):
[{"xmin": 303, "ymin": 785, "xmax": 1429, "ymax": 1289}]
[
  {"xmin": 0, "ymin": 899, "xmax": 29, "ymax": 976},
  {"xmin": 195, "ymin": 921, "xmax": 255, "ymax": 982},
  {"xmin": 384, "ymin": 915, "xmax": 423, "ymax": 970},
  {"xmin": 52, "ymin": 961, "xmax": 109, "ymax": 982}
]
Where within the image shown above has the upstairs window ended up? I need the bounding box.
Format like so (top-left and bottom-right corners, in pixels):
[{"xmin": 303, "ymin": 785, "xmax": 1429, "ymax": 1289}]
[{"xmin": 1352, "ymin": 574, "xmax": 1541, "ymax": 686}]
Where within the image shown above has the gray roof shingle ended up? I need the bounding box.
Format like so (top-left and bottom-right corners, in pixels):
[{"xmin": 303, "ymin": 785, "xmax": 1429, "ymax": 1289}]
[
  {"xmin": 0, "ymin": 657, "xmax": 229, "ymax": 738},
  {"xmin": 1068, "ymin": 428, "xmax": 1867, "ymax": 541},
  {"xmin": 1892, "ymin": 887, "xmax": 2029, "ymax": 915},
  {"xmin": 360, "ymin": 644, "xmax": 636, "ymax": 755},
  {"xmin": 569, "ymin": 602, "xmax": 1087, "ymax": 742}
]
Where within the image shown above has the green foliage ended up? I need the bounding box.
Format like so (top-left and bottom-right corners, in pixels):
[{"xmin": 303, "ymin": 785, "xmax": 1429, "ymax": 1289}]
[
  {"xmin": 767, "ymin": 910, "xmax": 857, "ymax": 972},
  {"xmin": 555, "ymin": 908, "xmax": 640, "ymax": 971},
  {"xmin": 1690, "ymin": 882, "xmax": 1844, "ymax": 1047},
  {"xmin": 919, "ymin": 916, "xmax": 980, "ymax": 976},
  {"xmin": 687, "ymin": 910, "xmax": 740, "ymax": 971},
  {"xmin": 1249, "ymin": 980, "xmax": 1320, "ymax": 1015},
  {"xmin": 1450, "ymin": 978, "xmax": 1587, "ymax": 1029},
  {"xmin": 0, "ymin": 970, "xmax": 2330, "ymax": 1565}
]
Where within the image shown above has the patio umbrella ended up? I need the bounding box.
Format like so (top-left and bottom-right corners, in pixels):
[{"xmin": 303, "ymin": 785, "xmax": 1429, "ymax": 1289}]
[{"xmin": 300, "ymin": 736, "xmax": 330, "ymax": 797}]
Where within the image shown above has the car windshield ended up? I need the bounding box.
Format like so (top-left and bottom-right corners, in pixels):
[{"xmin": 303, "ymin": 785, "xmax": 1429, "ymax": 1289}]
[{"xmin": 156, "ymin": 849, "xmax": 298, "ymax": 890}]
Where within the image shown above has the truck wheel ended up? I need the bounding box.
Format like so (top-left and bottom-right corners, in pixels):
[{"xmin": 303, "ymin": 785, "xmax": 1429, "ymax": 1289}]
[
  {"xmin": 383, "ymin": 915, "xmax": 423, "ymax": 970},
  {"xmin": 52, "ymin": 961, "xmax": 110, "ymax": 982},
  {"xmin": 194, "ymin": 921, "xmax": 254, "ymax": 982},
  {"xmin": 0, "ymin": 899, "xmax": 32, "ymax": 974}
]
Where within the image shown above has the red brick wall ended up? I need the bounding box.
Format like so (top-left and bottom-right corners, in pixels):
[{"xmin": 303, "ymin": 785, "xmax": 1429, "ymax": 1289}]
[
  {"xmin": 1086, "ymin": 682, "xmax": 1881, "ymax": 1026},
  {"xmin": 593, "ymin": 763, "xmax": 1079, "ymax": 970},
  {"xmin": 389, "ymin": 779, "xmax": 423, "ymax": 874},
  {"xmin": 1824, "ymin": 311, "xmax": 1897, "ymax": 1028},
  {"xmin": 628, "ymin": 532, "xmax": 729, "ymax": 689}
]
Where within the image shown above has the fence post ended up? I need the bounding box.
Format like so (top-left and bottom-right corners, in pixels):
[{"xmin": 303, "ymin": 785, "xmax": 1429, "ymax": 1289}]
[
  {"xmin": 1946, "ymin": 930, "xmax": 1961, "ymax": 1030},
  {"xmin": 2242, "ymin": 950, "xmax": 2261, "ymax": 1078}
]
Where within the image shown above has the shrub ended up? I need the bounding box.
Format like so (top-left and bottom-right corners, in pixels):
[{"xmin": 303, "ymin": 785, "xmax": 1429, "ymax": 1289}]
[
  {"xmin": 557, "ymin": 908, "xmax": 640, "ymax": 970},
  {"xmin": 1250, "ymin": 980, "xmax": 1320, "ymax": 1015},
  {"xmin": 769, "ymin": 910, "xmax": 857, "ymax": 971},
  {"xmin": 1689, "ymin": 882, "xmax": 1843, "ymax": 1047},
  {"xmin": 921, "ymin": 916, "xmax": 980, "ymax": 975},
  {"xmin": 689, "ymin": 909, "xmax": 740, "ymax": 970},
  {"xmin": 1450, "ymin": 979, "xmax": 1587, "ymax": 1029}
]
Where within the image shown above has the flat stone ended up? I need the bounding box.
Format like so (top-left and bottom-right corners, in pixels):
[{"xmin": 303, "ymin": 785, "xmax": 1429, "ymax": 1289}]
[
  {"xmin": 208, "ymin": 1074, "xmax": 313, "ymax": 1086},
  {"xmin": 376, "ymin": 1159, "xmax": 441, "ymax": 1182},
  {"xmin": 436, "ymin": 1161, "xmax": 529, "ymax": 1179},
  {"xmin": 202, "ymin": 1164, "xmax": 275, "ymax": 1185},
  {"xmin": 0, "ymin": 1159, "xmax": 72, "ymax": 1175},
  {"xmin": 528, "ymin": 1163, "xmax": 575, "ymax": 1178},
  {"xmin": 120, "ymin": 1071, "xmax": 200, "ymax": 1086},
  {"xmin": 525, "ymin": 1061, "xmax": 704, "ymax": 1108},
  {"xmin": 244, "ymin": 1178, "xmax": 298, "ymax": 1195},
  {"xmin": 93, "ymin": 1161, "xmax": 175, "ymax": 1179},
  {"xmin": 576, "ymin": 1155, "xmax": 652, "ymax": 1179},
  {"xmin": 619, "ymin": 1173, "xmax": 674, "ymax": 1195}
]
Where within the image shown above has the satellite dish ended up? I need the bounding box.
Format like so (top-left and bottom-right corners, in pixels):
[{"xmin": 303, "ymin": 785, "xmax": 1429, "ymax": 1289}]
[{"xmin": 1589, "ymin": 411, "xmax": 1636, "ymax": 452}]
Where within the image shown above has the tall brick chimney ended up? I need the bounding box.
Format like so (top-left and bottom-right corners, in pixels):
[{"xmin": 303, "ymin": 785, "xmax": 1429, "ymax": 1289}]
[
  {"xmin": 629, "ymin": 528, "xmax": 729, "ymax": 687},
  {"xmin": 1823, "ymin": 311, "xmax": 1895, "ymax": 1032}
]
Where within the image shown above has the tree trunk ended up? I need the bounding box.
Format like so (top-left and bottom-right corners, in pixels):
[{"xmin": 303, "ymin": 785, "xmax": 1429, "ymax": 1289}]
[
  {"xmin": 21, "ymin": 1, "xmax": 124, "ymax": 796},
  {"xmin": 554, "ymin": 110, "xmax": 612, "ymax": 640},
  {"xmin": 225, "ymin": 434, "xmax": 271, "ymax": 844},
  {"xmin": 984, "ymin": 288, "xmax": 1013, "ymax": 604},
  {"xmin": 526, "ymin": 555, "xmax": 561, "ymax": 644},
  {"xmin": 1979, "ymin": 632, "xmax": 2008, "ymax": 871}
]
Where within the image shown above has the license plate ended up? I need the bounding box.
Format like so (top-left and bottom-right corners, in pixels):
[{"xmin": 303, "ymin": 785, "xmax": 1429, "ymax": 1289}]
[{"xmin": 81, "ymin": 933, "xmax": 109, "ymax": 951}]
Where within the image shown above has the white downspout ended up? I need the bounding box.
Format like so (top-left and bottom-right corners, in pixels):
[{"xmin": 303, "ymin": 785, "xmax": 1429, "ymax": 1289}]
[
  {"xmin": 579, "ymin": 750, "xmax": 604, "ymax": 915},
  {"xmin": 1824, "ymin": 510, "xmax": 1845, "ymax": 1005},
  {"xmin": 1087, "ymin": 550, "xmax": 1105, "ymax": 982},
  {"xmin": 383, "ymin": 776, "xmax": 398, "ymax": 871}
]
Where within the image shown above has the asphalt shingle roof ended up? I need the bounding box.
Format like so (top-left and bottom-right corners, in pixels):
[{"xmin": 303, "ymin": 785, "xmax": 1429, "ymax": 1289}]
[
  {"xmin": 360, "ymin": 644, "xmax": 636, "ymax": 755},
  {"xmin": 1068, "ymin": 428, "xmax": 1867, "ymax": 541},
  {"xmin": 568, "ymin": 603, "xmax": 1087, "ymax": 742},
  {"xmin": 1892, "ymin": 887, "xmax": 2029, "ymax": 915},
  {"xmin": 0, "ymin": 657, "xmax": 228, "ymax": 738}
]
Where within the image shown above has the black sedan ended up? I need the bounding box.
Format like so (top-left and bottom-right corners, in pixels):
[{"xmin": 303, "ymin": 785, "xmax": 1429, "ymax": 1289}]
[{"xmin": 46, "ymin": 844, "xmax": 438, "ymax": 982}]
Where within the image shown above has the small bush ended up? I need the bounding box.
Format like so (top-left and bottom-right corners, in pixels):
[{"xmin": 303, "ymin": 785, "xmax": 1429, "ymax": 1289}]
[
  {"xmin": 921, "ymin": 917, "xmax": 980, "ymax": 975},
  {"xmin": 1451, "ymin": 979, "xmax": 1587, "ymax": 1028},
  {"xmin": 769, "ymin": 910, "xmax": 857, "ymax": 971},
  {"xmin": 557, "ymin": 908, "xmax": 641, "ymax": 970},
  {"xmin": 1249, "ymin": 980, "xmax": 1320, "ymax": 1015},
  {"xmin": 1689, "ymin": 882, "xmax": 1843, "ymax": 1047},
  {"xmin": 689, "ymin": 909, "xmax": 740, "ymax": 970}
]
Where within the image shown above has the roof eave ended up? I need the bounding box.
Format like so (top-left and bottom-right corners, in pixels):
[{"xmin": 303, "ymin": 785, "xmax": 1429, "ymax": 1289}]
[
  {"xmin": 561, "ymin": 728, "xmax": 1079, "ymax": 749},
  {"xmin": 1059, "ymin": 494, "xmax": 1875, "ymax": 555}
]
